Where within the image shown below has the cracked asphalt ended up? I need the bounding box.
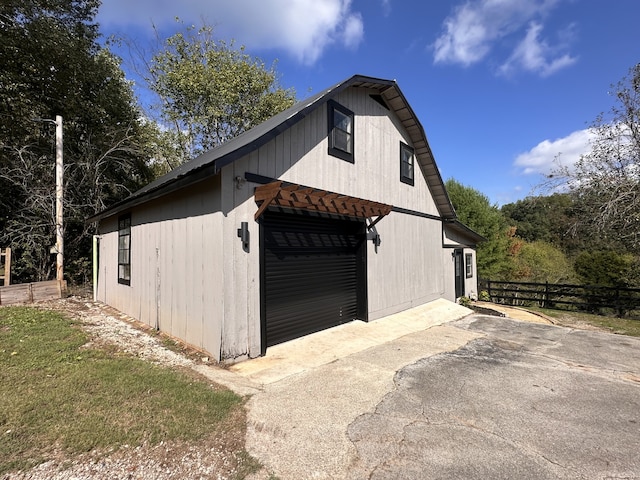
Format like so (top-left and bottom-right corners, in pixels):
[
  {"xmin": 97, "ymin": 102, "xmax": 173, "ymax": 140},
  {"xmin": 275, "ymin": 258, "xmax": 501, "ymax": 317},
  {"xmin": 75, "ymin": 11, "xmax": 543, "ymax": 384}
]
[{"xmin": 246, "ymin": 315, "xmax": 640, "ymax": 479}]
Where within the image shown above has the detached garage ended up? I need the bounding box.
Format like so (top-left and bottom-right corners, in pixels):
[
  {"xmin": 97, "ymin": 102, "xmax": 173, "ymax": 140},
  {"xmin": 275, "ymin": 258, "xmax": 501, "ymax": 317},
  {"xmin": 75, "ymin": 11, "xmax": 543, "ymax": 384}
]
[{"xmin": 88, "ymin": 75, "xmax": 481, "ymax": 362}]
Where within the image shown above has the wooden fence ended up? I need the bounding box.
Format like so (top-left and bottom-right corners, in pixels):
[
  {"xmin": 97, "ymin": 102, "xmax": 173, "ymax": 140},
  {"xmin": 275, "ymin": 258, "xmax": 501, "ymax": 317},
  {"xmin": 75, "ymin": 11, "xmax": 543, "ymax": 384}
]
[
  {"xmin": 0, "ymin": 280, "xmax": 65, "ymax": 306},
  {"xmin": 479, "ymin": 279, "xmax": 640, "ymax": 318}
]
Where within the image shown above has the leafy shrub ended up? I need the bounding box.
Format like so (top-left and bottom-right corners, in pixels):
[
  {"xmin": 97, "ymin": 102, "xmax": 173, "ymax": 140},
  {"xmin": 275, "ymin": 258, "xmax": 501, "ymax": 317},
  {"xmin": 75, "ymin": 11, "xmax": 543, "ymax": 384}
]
[{"xmin": 574, "ymin": 250, "xmax": 636, "ymax": 287}]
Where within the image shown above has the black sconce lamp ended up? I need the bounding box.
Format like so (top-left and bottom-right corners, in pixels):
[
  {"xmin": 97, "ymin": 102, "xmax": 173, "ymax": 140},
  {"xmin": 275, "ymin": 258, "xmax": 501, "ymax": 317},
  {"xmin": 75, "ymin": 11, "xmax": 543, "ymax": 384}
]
[
  {"xmin": 366, "ymin": 231, "xmax": 381, "ymax": 253},
  {"xmin": 237, "ymin": 222, "xmax": 250, "ymax": 253}
]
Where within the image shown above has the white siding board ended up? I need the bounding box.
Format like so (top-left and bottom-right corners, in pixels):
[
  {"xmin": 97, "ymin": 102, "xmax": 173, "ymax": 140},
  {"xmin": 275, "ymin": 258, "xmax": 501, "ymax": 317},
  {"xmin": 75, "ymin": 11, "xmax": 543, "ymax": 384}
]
[
  {"xmin": 185, "ymin": 212, "xmax": 202, "ymax": 348},
  {"xmin": 367, "ymin": 211, "xmax": 444, "ymax": 321},
  {"xmin": 275, "ymin": 132, "xmax": 284, "ymax": 176},
  {"xmin": 232, "ymin": 160, "xmax": 249, "ymax": 359},
  {"xmin": 238, "ymin": 86, "xmax": 448, "ymax": 323},
  {"xmin": 202, "ymin": 209, "xmax": 222, "ymax": 357},
  {"xmin": 96, "ymin": 178, "xmax": 224, "ymax": 359}
]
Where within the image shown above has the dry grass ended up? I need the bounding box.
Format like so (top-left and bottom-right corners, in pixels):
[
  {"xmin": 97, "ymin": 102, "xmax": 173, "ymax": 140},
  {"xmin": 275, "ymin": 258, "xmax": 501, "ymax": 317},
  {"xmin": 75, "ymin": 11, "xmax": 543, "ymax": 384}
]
[{"xmin": 529, "ymin": 307, "xmax": 640, "ymax": 337}]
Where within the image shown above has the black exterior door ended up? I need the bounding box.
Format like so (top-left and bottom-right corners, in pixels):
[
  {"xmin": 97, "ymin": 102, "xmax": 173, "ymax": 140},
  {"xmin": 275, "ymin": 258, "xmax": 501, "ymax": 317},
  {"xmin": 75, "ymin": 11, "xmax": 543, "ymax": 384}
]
[
  {"xmin": 261, "ymin": 211, "xmax": 366, "ymax": 350},
  {"xmin": 454, "ymin": 248, "xmax": 465, "ymax": 298}
]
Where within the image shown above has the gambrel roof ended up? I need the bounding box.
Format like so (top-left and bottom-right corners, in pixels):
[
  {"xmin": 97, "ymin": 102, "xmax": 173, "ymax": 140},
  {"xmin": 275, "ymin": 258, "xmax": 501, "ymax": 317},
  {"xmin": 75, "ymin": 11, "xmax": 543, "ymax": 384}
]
[{"xmin": 88, "ymin": 75, "xmax": 456, "ymax": 223}]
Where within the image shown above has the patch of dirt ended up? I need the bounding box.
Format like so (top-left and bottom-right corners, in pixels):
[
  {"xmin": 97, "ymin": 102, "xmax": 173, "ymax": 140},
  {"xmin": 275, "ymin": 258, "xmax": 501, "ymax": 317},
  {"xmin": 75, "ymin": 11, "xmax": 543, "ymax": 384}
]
[
  {"xmin": 468, "ymin": 304, "xmax": 506, "ymax": 317},
  {"xmin": 547, "ymin": 313, "xmax": 614, "ymax": 333},
  {"xmin": 3, "ymin": 296, "xmax": 259, "ymax": 480}
]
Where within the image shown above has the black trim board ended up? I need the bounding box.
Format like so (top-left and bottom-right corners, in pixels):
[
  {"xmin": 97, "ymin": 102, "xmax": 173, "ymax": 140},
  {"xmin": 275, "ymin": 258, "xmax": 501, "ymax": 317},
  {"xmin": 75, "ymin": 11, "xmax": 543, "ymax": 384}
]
[
  {"xmin": 391, "ymin": 206, "xmax": 442, "ymax": 222},
  {"xmin": 245, "ymin": 172, "xmax": 276, "ymax": 185}
]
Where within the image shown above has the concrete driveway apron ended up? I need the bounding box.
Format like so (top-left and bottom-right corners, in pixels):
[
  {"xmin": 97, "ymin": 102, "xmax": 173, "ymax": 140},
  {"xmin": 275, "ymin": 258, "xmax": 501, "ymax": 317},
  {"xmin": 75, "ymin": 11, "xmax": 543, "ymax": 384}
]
[{"xmin": 225, "ymin": 302, "xmax": 640, "ymax": 479}]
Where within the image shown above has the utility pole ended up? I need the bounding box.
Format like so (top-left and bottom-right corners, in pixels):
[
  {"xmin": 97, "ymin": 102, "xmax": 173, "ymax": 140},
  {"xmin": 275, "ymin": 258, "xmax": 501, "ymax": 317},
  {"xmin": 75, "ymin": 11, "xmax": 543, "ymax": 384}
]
[
  {"xmin": 32, "ymin": 116, "xmax": 64, "ymax": 285},
  {"xmin": 54, "ymin": 115, "xmax": 63, "ymax": 285}
]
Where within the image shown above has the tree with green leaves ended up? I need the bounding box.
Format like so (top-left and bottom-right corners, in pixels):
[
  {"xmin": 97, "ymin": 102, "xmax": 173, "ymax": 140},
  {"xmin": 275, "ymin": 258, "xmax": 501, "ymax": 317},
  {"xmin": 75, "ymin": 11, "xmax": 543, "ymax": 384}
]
[
  {"xmin": 0, "ymin": 0, "xmax": 154, "ymax": 283},
  {"xmin": 573, "ymin": 250, "xmax": 637, "ymax": 287},
  {"xmin": 501, "ymin": 194, "xmax": 571, "ymax": 245},
  {"xmin": 513, "ymin": 241, "xmax": 576, "ymax": 284},
  {"xmin": 136, "ymin": 21, "xmax": 297, "ymax": 169},
  {"xmin": 446, "ymin": 179, "xmax": 512, "ymax": 279},
  {"xmin": 546, "ymin": 64, "xmax": 640, "ymax": 253}
]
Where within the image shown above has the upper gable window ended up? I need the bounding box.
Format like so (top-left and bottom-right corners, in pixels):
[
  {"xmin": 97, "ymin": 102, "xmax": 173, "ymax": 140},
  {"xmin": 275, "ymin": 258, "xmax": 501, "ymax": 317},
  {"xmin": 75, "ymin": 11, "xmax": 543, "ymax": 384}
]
[
  {"xmin": 327, "ymin": 100, "xmax": 354, "ymax": 163},
  {"xmin": 400, "ymin": 142, "xmax": 415, "ymax": 186}
]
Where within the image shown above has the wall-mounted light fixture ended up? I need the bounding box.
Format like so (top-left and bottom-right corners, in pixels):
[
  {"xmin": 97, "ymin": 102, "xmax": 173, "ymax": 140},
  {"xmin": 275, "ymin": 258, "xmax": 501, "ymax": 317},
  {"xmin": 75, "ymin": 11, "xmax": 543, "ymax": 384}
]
[
  {"xmin": 235, "ymin": 176, "xmax": 246, "ymax": 189},
  {"xmin": 237, "ymin": 222, "xmax": 250, "ymax": 252},
  {"xmin": 366, "ymin": 230, "xmax": 381, "ymax": 253}
]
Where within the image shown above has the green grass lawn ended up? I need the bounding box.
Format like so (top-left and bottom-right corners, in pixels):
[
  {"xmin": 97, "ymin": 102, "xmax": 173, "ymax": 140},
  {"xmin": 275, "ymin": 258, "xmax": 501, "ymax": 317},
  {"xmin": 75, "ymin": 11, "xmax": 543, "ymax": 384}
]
[
  {"xmin": 0, "ymin": 306, "xmax": 252, "ymax": 475},
  {"xmin": 529, "ymin": 307, "xmax": 640, "ymax": 337}
]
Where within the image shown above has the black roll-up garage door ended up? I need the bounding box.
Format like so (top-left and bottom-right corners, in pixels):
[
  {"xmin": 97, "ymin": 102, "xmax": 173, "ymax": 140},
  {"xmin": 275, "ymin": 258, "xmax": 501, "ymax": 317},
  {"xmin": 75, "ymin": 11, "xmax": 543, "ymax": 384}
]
[{"xmin": 261, "ymin": 210, "xmax": 366, "ymax": 348}]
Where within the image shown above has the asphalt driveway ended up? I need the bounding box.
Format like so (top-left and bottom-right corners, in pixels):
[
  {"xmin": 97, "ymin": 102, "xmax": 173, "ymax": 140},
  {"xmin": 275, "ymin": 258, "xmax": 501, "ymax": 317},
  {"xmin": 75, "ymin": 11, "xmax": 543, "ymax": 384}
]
[
  {"xmin": 239, "ymin": 309, "xmax": 640, "ymax": 479},
  {"xmin": 347, "ymin": 316, "xmax": 640, "ymax": 479}
]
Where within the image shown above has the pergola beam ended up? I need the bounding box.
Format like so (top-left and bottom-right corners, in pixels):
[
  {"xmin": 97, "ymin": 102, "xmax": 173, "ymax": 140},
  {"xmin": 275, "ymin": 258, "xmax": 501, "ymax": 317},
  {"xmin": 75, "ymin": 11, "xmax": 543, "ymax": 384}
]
[{"xmin": 254, "ymin": 181, "xmax": 392, "ymax": 222}]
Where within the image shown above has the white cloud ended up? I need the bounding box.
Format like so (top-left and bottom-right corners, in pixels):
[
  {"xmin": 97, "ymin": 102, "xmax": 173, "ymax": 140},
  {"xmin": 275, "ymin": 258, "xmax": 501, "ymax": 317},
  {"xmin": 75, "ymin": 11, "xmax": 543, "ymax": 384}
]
[
  {"xmin": 341, "ymin": 11, "xmax": 364, "ymax": 49},
  {"xmin": 381, "ymin": 0, "xmax": 392, "ymax": 16},
  {"xmin": 499, "ymin": 22, "xmax": 577, "ymax": 77},
  {"xmin": 98, "ymin": 0, "xmax": 364, "ymax": 65},
  {"xmin": 432, "ymin": 0, "xmax": 576, "ymax": 77},
  {"xmin": 514, "ymin": 129, "xmax": 595, "ymax": 175}
]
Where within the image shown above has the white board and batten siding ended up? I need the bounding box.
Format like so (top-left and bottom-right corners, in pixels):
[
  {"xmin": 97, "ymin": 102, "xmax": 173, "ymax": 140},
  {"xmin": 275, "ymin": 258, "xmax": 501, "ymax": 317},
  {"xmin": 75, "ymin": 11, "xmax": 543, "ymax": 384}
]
[{"xmin": 96, "ymin": 177, "xmax": 225, "ymax": 359}]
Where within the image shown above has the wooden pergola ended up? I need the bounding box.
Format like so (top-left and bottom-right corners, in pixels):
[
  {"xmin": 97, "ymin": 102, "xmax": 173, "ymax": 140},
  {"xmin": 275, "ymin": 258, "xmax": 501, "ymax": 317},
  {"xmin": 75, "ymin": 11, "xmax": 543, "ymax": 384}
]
[{"xmin": 254, "ymin": 181, "xmax": 392, "ymax": 228}]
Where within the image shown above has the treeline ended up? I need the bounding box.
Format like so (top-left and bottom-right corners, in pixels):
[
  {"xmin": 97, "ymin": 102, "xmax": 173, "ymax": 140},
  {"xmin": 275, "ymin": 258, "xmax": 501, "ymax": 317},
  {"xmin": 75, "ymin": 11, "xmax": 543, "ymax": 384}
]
[
  {"xmin": 0, "ymin": 0, "xmax": 295, "ymax": 285},
  {"xmin": 449, "ymin": 183, "xmax": 639, "ymax": 289}
]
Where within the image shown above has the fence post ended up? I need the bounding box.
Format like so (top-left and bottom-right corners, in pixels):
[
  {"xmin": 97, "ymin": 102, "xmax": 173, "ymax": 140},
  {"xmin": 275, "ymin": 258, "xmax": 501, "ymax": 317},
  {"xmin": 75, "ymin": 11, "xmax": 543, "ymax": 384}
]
[
  {"xmin": 544, "ymin": 281, "xmax": 549, "ymax": 309},
  {"xmin": 615, "ymin": 288, "xmax": 622, "ymax": 317},
  {"xmin": 487, "ymin": 279, "xmax": 492, "ymax": 301}
]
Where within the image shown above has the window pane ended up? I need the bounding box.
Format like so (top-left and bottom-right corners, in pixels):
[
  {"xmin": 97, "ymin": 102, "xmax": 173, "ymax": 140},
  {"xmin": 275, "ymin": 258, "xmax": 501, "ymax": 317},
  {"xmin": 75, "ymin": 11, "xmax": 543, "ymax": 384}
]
[
  {"xmin": 334, "ymin": 128, "xmax": 352, "ymax": 153},
  {"xmin": 402, "ymin": 159, "xmax": 413, "ymax": 178},
  {"xmin": 119, "ymin": 264, "xmax": 130, "ymax": 281},
  {"xmin": 118, "ymin": 235, "xmax": 129, "ymax": 250},
  {"xmin": 334, "ymin": 110, "xmax": 351, "ymax": 133}
]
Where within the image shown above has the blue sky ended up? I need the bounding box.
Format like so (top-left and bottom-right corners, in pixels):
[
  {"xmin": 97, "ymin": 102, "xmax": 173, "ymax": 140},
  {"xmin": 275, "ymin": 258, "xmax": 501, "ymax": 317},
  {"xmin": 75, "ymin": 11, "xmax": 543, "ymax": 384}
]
[{"xmin": 97, "ymin": 0, "xmax": 640, "ymax": 206}]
